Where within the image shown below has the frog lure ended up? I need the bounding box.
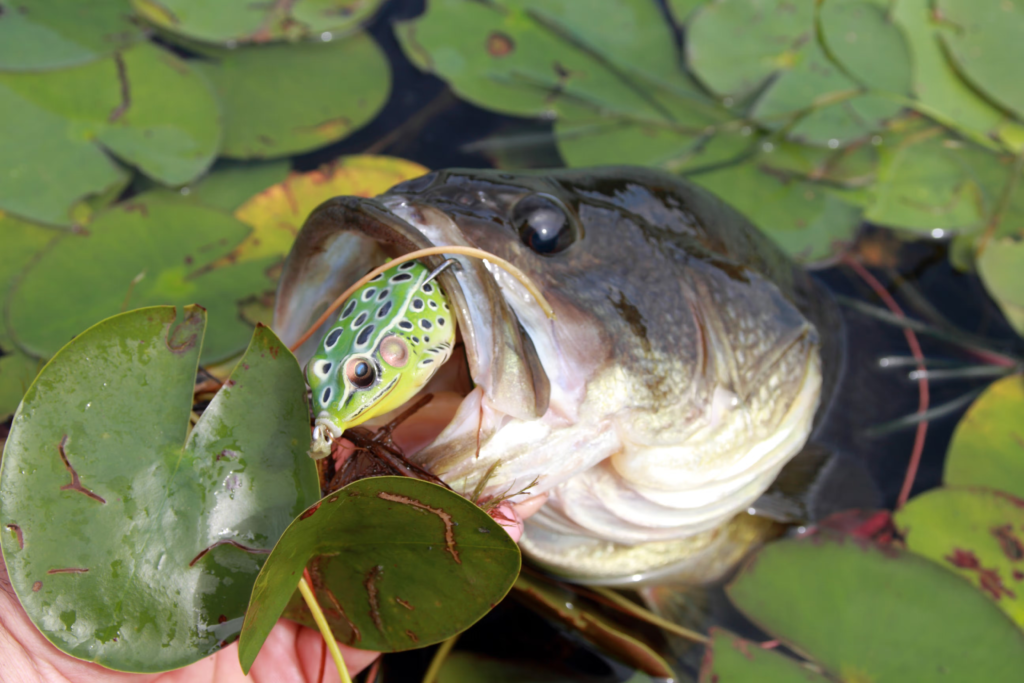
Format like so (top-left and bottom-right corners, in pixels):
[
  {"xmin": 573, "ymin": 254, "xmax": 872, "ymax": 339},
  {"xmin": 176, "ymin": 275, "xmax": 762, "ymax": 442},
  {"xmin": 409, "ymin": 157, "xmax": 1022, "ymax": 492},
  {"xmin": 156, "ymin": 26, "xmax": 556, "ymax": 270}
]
[{"xmin": 306, "ymin": 259, "xmax": 458, "ymax": 458}]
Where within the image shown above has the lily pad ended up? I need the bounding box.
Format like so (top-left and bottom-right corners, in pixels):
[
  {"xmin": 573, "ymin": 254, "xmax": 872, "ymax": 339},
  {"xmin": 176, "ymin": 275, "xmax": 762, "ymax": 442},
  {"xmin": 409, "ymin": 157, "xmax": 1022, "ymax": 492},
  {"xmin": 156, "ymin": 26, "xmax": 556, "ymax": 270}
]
[
  {"xmin": 131, "ymin": 0, "xmax": 385, "ymax": 45},
  {"xmin": 0, "ymin": 212, "xmax": 63, "ymax": 343},
  {"xmin": 0, "ymin": 350, "xmax": 41, "ymax": 421},
  {"xmin": 193, "ymin": 36, "xmax": 389, "ymax": 159},
  {"xmin": 0, "ymin": 307, "xmax": 320, "ymax": 672},
  {"xmin": 0, "ymin": 0, "xmax": 143, "ymax": 72},
  {"xmin": 864, "ymin": 131, "xmax": 988, "ymax": 233},
  {"xmin": 757, "ymin": 140, "xmax": 878, "ymax": 187},
  {"xmin": 0, "ymin": 41, "xmax": 220, "ymax": 225},
  {"xmin": 395, "ymin": 0, "xmax": 713, "ymax": 123},
  {"xmin": 891, "ymin": 0, "xmax": 1022, "ymax": 150},
  {"xmin": 699, "ymin": 628, "xmax": 830, "ymax": 683},
  {"xmin": 818, "ymin": 0, "xmax": 912, "ymax": 95},
  {"xmin": 727, "ymin": 535, "xmax": 1024, "ymax": 682},
  {"xmin": 7, "ymin": 195, "xmax": 274, "ymax": 363},
  {"xmin": 895, "ymin": 487, "xmax": 1024, "ymax": 628},
  {"xmin": 937, "ymin": 0, "xmax": 1024, "ymax": 121},
  {"xmin": 138, "ymin": 159, "xmax": 293, "ymax": 213},
  {"xmin": 689, "ymin": 161, "xmax": 863, "ymax": 262},
  {"xmin": 945, "ymin": 375, "xmax": 1024, "ymax": 498},
  {"xmin": 231, "ymin": 155, "xmax": 429, "ymax": 265},
  {"xmin": 238, "ymin": 476, "xmax": 520, "ymax": 670},
  {"xmin": 978, "ymin": 239, "xmax": 1024, "ymax": 337}
]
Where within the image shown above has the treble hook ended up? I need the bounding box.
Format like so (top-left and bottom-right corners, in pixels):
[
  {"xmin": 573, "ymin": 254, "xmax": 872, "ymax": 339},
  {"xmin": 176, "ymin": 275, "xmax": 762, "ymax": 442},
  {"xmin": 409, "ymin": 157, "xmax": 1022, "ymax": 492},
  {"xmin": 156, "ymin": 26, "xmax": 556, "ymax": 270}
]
[{"xmin": 422, "ymin": 258, "xmax": 462, "ymax": 286}]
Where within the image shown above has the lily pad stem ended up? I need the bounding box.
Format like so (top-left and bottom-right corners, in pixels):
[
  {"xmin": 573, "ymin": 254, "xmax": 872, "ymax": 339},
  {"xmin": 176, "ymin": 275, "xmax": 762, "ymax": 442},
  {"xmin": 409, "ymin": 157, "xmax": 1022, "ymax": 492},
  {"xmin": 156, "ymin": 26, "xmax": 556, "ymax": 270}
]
[
  {"xmin": 289, "ymin": 246, "xmax": 556, "ymax": 353},
  {"xmin": 298, "ymin": 572, "xmax": 352, "ymax": 683},
  {"xmin": 422, "ymin": 633, "xmax": 460, "ymax": 683}
]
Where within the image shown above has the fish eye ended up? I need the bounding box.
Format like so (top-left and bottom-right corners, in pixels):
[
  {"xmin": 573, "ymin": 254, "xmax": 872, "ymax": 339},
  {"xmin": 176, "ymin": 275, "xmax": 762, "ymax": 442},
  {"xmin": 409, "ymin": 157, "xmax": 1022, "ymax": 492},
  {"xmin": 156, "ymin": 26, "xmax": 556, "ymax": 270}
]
[
  {"xmin": 511, "ymin": 194, "xmax": 577, "ymax": 255},
  {"xmin": 345, "ymin": 357, "xmax": 376, "ymax": 389}
]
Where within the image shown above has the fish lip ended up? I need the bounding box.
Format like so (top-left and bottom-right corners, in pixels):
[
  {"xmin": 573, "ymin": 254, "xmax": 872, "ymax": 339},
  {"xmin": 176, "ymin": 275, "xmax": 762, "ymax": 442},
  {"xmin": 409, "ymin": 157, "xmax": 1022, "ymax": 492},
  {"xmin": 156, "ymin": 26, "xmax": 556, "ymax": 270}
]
[{"xmin": 279, "ymin": 194, "xmax": 544, "ymax": 462}]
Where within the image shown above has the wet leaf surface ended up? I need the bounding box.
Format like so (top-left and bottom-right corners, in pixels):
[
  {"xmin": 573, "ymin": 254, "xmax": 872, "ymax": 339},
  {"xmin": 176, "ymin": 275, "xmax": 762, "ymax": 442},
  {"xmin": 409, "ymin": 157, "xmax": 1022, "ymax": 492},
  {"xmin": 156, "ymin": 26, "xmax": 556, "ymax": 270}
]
[
  {"xmin": 193, "ymin": 36, "xmax": 389, "ymax": 159},
  {"xmin": 0, "ymin": 307, "xmax": 320, "ymax": 671},
  {"xmin": 238, "ymin": 476, "xmax": 520, "ymax": 669},
  {"xmin": 895, "ymin": 487, "xmax": 1024, "ymax": 628},
  {"xmin": 511, "ymin": 574, "xmax": 674, "ymax": 679},
  {"xmin": 937, "ymin": 0, "xmax": 1024, "ymax": 121},
  {"xmin": 0, "ymin": 0, "xmax": 144, "ymax": 72},
  {"xmin": 727, "ymin": 535, "xmax": 1024, "ymax": 682},
  {"xmin": 689, "ymin": 161, "xmax": 862, "ymax": 262},
  {"xmin": 7, "ymin": 195, "xmax": 273, "ymax": 363},
  {"xmin": 132, "ymin": 0, "xmax": 385, "ymax": 45},
  {"xmin": 698, "ymin": 628, "xmax": 830, "ymax": 683},
  {"xmin": 945, "ymin": 375, "xmax": 1024, "ymax": 498}
]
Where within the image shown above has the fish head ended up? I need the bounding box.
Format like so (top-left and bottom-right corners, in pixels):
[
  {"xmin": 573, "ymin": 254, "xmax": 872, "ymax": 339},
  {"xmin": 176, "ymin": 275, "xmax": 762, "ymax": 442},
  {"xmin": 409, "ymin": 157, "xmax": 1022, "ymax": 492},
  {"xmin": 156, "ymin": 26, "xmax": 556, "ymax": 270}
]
[
  {"xmin": 305, "ymin": 260, "xmax": 456, "ymax": 444},
  {"xmin": 276, "ymin": 166, "xmax": 833, "ymax": 583}
]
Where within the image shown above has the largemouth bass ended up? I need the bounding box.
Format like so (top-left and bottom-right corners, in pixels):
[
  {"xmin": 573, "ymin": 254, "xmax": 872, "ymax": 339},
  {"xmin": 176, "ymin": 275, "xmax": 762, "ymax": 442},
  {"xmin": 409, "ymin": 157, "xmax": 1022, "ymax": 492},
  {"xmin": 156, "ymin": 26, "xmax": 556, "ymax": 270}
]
[{"xmin": 273, "ymin": 166, "xmax": 841, "ymax": 585}]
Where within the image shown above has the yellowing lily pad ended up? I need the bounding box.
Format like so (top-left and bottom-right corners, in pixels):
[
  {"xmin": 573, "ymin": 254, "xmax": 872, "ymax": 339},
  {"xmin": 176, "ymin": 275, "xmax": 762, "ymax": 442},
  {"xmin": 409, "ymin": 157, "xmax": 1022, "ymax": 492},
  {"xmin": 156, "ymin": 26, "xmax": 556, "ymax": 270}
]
[
  {"xmin": 895, "ymin": 487, "xmax": 1024, "ymax": 628},
  {"xmin": 193, "ymin": 36, "xmax": 389, "ymax": 159},
  {"xmin": 132, "ymin": 0, "xmax": 385, "ymax": 45},
  {"xmin": 945, "ymin": 375, "xmax": 1024, "ymax": 498},
  {"xmin": 230, "ymin": 156, "xmax": 429, "ymax": 266}
]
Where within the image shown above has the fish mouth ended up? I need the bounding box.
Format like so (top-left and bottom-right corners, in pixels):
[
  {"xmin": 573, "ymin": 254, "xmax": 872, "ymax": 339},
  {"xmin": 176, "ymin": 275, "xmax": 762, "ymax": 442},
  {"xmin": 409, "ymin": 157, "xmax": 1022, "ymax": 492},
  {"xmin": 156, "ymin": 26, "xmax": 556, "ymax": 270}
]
[{"xmin": 274, "ymin": 194, "xmax": 553, "ymax": 495}]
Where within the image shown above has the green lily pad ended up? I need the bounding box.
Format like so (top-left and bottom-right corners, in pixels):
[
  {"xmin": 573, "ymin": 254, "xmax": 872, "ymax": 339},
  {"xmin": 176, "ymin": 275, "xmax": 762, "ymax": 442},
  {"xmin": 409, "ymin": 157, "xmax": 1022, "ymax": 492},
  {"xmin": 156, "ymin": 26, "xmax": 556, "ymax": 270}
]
[
  {"xmin": 727, "ymin": 535, "xmax": 1024, "ymax": 682},
  {"xmin": 395, "ymin": 0, "xmax": 712, "ymax": 124},
  {"xmin": 757, "ymin": 140, "xmax": 878, "ymax": 187},
  {"xmin": 238, "ymin": 476, "xmax": 520, "ymax": 669},
  {"xmin": 891, "ymin": 0, "xmax": 1022, "ymax": 150},
  {"xmin": 818, "ymin": 0, "xmax": 912, "ymax": 95},
  {"xmin": 864, "ymin": 131, "xmax": 988, "ymax": 233},
  {"xmin": 138, "ymin": 159, "xmax": 293, "ymax": 213},
  {"xmin": 131, "ymin": 0, "xmax": 385, "ymax": 45},
  {"xmin": 0, "ymin": 41, "xmax": 220, "ymax": 226},
  {"xmin": 0, "ymin": 350, "xmax": 41, "ymax": 421},
  {"xmin": 7, "ymin": 195, "xmax": 274, "ymax": 363},
  {"xmin": 699, "ymin": 628, "xmax": 831, "ymax": 683},
  {"xmin": 193, "ymin": 36, "xmax": 389, "ymax": 159},
  {"xmin": 689, "ymin": 160, "xmax": 863, "ymax": 262},
  {"xmin": 0, "ymin": 307, "xmax": 320, "ymax": 672},
  {"xmin": 978, "ymin": 239, "xmax": 1024, "ymax": 337},
  {"xmin": 687, "ymin": 0, "xmax": 815, "ymax": 102},
  {"xmin": 0, "ymin": 212, "xmax": 63, "ymax": 343},
  {"xmin": 0, "ymin": 0, "xmax": 143, "ymax": 72},
  {"xmin": 937, "ymin": 0, "xmax": 1024, "ymax": 121},
  {"xmin": 666, "ymin": 0, "xmax": 705, "ymax": 26},
  {"xmin": 945, "ymin": 375, "xmax": 1024, "ymax": 498},
  {"xmin": 895, "ymin": 487, "xmax": 1024, "ymax": 628}
]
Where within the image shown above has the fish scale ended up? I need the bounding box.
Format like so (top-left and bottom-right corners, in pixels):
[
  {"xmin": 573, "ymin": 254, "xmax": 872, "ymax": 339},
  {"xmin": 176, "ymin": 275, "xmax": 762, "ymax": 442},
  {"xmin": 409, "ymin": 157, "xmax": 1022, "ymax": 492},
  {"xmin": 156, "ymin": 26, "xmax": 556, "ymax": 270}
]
[{"xmin": 306, "ymin": 260, "xmax": 456, "ymax": 445}]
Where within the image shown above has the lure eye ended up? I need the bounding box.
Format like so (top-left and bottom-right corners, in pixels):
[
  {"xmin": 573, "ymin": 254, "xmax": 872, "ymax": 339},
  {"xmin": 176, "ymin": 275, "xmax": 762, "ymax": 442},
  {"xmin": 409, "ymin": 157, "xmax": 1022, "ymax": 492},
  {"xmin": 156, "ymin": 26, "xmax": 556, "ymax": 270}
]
[
  {"xmin": 379, "ymin": 335, "xmax": 409, "ymax": 368},
  {"xmin": 512, "ymin": 194, "xmax": 577, "ymax": 255},
  {"xmin": 345, "ymin": 357, "xmax": 376, "ymax": 389}
]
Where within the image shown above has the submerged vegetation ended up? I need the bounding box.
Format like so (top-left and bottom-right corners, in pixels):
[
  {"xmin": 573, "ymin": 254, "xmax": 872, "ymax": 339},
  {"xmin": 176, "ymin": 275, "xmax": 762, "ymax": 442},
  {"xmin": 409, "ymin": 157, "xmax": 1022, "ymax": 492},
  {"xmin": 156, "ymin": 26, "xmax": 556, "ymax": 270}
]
[{"xmin": 2, "ymin": 0, "xmax": 1024, "ymax": 680}]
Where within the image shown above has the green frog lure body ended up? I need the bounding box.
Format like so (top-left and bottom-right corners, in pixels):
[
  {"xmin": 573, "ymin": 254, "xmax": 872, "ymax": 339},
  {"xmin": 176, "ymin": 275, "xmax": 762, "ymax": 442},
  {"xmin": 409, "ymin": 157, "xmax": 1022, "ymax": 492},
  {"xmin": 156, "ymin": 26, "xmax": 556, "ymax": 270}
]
[{"xmin": 306, "ymin": 260, "xmax": 457, "ymax": 458}]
